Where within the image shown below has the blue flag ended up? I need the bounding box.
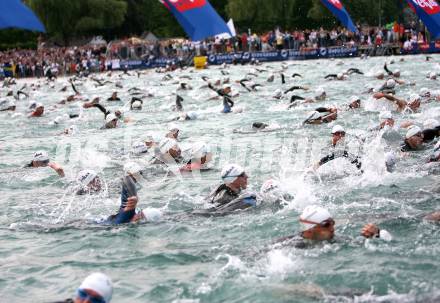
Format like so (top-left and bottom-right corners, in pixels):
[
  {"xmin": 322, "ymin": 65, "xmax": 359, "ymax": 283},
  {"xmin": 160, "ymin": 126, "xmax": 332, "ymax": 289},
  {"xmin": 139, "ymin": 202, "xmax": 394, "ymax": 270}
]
[
  {"xmin": 406, "ymin": 0, "xmax": 440, "ymax": 39},
  {"xmin": 320, "ymin": 0, "xmax": 357, "ymax": 33},
  {"xmin": 0, "ymin": 0, "xmax": 45, "ymax": 32},
  {"xmin": 162, "ymin": 0, "xmax": 231, "ymax": 41}
]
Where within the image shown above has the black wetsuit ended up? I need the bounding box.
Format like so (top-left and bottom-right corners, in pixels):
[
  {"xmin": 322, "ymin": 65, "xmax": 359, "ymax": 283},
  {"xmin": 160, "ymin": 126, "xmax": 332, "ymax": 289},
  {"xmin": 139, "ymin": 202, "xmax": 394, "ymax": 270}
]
[
  {"xmin": 104, "ymin": 176, "xmax": 138, "ymax": 225},
  {"xmin": 319, "ymin": 149, "xmax": 362, "ymax": 170},
  {"xmin": 208, "ymin": 84, "xmax": 234, "ymax": 113},
  {"xmin": 401, "ymin": 128, "xmax": 440, "ymax": 151}
]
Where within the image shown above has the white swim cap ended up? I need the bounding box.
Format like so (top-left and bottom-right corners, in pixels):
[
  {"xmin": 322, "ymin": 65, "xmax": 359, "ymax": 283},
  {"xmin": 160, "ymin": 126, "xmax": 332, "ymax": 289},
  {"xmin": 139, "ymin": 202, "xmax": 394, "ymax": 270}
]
[
  {"xmin": 315, "ymin": 87, "xmax": 325, "ymax": 97},
  {"xmin": 260, "ymin": 179, "xmax": 281, "ymax": 194},
  {"xmin": 33, "ymin": 150, "xmax": 49, "ymax": 162},
  {"xmin": 79, "ymin": 273, "xmax": 113, "ymax": 303},
  {"xmin": 222, "ymin": 84, "xmax": 231, "ymax": 90},
  {"xmin": 159, "ymin": 138, "xmax": 179, "ymax": 154},
  {"xmin": 167, "ymin": 123, "xmax": 180, "ymax": 133},
  {"xmin": 375, "ymin": 71, "xmax": 384, "ymax": 78},
  {"xmin": 386, "ymin": 79, "xmax": 396, "ymax": 88},
  {"xmin": 420, "ymin": 87, "xmax": 430, "ymax": 96},
  {"xmin": 53, "ymin": 116, "xmax": 64, "ymax": 125},
  {"xmin": 331, "ymin": 125, "xmax": 345, "ymax": 134},
  {"xmin": 132, "ymin": 101, "xmax": 142, "ymax": 109},
  {"xmin": 132, "ymin": 141, "xmax": 148, "ymax": 155},
  {"xmin": 77, "ymin": 169, "xmax": 97, "ymax": 186},
  {"xmin": 274, "ymin": 89, "xmax": 282, "ymax": 98},
  {"xmin": 299, "ymin": 205, "xmax": 332, "ymax": 231},
  {"xmin": 0, "ymin": 99, "xmax": 14, "ymax": 110},
  {"xmin": 190, "ymin": 142, "xmax": 211, "ymax": 159},
  {"xmin": 406, "ymin": 125, "xmax": 422, "ymax": 139},
  {"xmin": 187, "ymin": 111, "xmax": 198, "ymax": 120},
  {"xmin": 409, "ymin": 94, "xmax": 421, "ymax": 103},
  {"xmin": 141, "ymin": 208, "xmax": 163, "ymax": 222},
  {"xmin": 28, "ymin": 100, "xmax": 37, "ymax": 108},
  {"xmin": 429, "ymin": 71, "xmax": 437, "ymax": 79},
  {"xmin": 394, "ymin": 69, "xmax": 400, "ymax": 75},
  {"xmin": 35, "ymin": 102, "xmax": 44, "ymax": 109},
  {"xmin": 423, "ymin": 119, "xmax": 440, "ymax": 130},
  {"xmin": 124, "ymin": 162, "xmax": 143, "ymax": 181},
  {"xmin": 105, "ymin": 113, "xmax": 117, "ymax": 124},
  {"xmin": 66, "ymin": 125, "xmax": 78, "ymax": 135},
  {"xmin": 221, "ymin": 163, "xmax": 245, "ymax": 184},
  {"xmin": 379, "ymin": 111, "xmax": 393, "ymax": 121},
  {"xmin": 349, "ymin": 96, "xmax": 360, "ymax": 103},
  {"xmin": 337, "ymin": 73, "xmax": 343, "ymax": 79}
]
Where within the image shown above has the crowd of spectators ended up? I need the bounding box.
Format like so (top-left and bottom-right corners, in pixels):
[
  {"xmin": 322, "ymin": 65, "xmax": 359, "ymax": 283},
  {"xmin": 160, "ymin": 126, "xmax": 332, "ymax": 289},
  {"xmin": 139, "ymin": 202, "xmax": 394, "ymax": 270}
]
[{"xmin": 0, "ymin": 22, "xmax": 432, "ymax": 79}]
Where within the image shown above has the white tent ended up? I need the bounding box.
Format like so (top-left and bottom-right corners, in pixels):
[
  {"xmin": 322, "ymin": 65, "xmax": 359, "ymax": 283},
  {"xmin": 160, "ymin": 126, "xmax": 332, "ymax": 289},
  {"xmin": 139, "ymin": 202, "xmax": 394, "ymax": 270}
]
[{"xmin": 215, "ymin": 19, "xmax": 236, "ymax": 39}]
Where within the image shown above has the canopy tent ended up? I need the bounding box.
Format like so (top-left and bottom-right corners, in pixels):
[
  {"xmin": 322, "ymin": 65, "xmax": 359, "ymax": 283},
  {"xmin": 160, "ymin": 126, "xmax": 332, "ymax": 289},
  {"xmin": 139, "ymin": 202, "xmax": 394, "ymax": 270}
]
[
  {"xmin": 142, "ymin": 32, "xmax": 159, "ymax": 43},
  {"xmin": 161, "ymin": 0, "xmax": 231, "ymax": 41},
  {"xmin": 0, "ymin": 0, "xmax": 45, "ymax": 32}
]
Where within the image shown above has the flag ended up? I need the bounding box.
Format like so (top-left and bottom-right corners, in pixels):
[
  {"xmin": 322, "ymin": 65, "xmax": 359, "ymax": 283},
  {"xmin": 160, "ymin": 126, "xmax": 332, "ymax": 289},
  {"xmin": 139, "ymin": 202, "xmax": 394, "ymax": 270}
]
[
  {"xmin": 0, "ymin": 0, "xmax": 45, "ymax": 32},
  {"xmin": 406, "ymin": 0, "xmax": 440, "ymax": 39},
  {"xmin": 162, "ymin": 0, "xmax": 231, "ymax": 41},
  {"xmin": 320, "ymin": 0, "xmax": 357, "ymax": 33}
]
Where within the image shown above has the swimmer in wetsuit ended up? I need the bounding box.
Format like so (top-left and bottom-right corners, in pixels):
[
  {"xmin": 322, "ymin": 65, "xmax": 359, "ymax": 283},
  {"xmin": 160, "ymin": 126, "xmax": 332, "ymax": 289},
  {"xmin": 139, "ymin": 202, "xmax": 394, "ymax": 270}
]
[{"xmin": 208, "ymin": 83, "xmax": 234, "ymax": 113}]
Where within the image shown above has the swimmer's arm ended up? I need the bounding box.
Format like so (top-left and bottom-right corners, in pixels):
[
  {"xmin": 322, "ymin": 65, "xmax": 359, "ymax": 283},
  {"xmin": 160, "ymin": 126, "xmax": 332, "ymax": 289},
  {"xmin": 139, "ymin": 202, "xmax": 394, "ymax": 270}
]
[
  {"xmin": 48, "ymin": 162, "xmax": 65, "ymax": 177},
  {"xmin": 384, "ymin": 64, "xmax": 392, "ymax": 75}
]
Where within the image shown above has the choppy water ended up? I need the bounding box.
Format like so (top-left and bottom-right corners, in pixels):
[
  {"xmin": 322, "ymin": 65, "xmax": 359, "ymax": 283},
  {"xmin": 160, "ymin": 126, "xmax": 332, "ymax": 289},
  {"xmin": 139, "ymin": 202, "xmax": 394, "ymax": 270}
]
[{"xmin": 1, "ymin": 55, "xmax": 440, "ymax": 303}]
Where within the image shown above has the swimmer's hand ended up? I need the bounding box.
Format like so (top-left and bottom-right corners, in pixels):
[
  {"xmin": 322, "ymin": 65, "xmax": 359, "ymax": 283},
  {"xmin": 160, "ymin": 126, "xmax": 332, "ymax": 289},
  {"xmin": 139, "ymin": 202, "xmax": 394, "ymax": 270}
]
[
  {"xmin": 48, "ymin": 162, "xmax": 65, "ymax": 177},
  {"xmin": 124, "ymin": 196, "xmax": 138, "ymax": 211},
  {"xmin": 361, "ymin": 223, "xmax": 380, "ymax": 238}
]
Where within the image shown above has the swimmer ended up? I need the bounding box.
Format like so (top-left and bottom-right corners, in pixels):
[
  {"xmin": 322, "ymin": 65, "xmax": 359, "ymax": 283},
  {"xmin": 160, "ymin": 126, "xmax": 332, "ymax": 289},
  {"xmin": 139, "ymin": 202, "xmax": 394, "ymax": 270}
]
[
  {"xmin": 370, "ymin": 111, "xmax": 395, "ymax": 131},
  {"xmin": 107, "ymin": 92, "xmax": 121, "ymax": 101},
  {"xmin": 347, "ymin": 95, "xmax": 361, "ymax": 109},
  {"xmin": 105, "ymin": 162, "xmax": 143, "ymax": 225},
  {"xmin": 287, "ymin": 95, "xmax": 306, "ymax": 108},
  {"xmin": 324, "ymin": 73, "xmax": 348, "ymax": 80},
  {"xmin": 273, "ymin": 89, "xmax": 283, "ymax": 100},
  {"xmin": 427, "ymin": 72, "xmax": 437, "ymax": 80},
  {"xmin": 151, "ymin": 137, "xmax": 183, "ymax": 165},
  {"xmin": 239, "ymin": 79, "xmax": 262, "ymax": 92},
  {"xmin": 197, "ymin": 164, "xmax": 257, "ymax": 214},
  {"xmin": 291, "ymin": 73, "xmax": 302, "ymax": 78},
  {"xmin": 76, "ymin": 169, "xmax": 102, "ymax": 195},
  {"xmin": 130, "ymin": 98, "xmax": 143, "ymax": 111},
  {"xmin": 313, "ymin": 125, "xmax": 362, "ymax": 170},
  {"xmin": 29, "ymin": 103, "xmax": 44, "ymax": 117},
  {"xmin": 401, "ymin": 125, "xmax": 440, "ymax": 152},
  {"xmin": 103, "ymin": 113, "xmax": 118, "ymax": 129},
  {"xmin": 165, "ymin": 124, "xmax": 180, "ymax": 140},
  {"xmin": 25, "ymin": 151, "xmax": 65, "ymax": 177},
  {"xmin": 274, "ymin": 206, "xmax": 392, "ymax": 248},
  {"xmin": 54, "ymin": 272, "xmax": 113, "ymax": 303},
  {"xmin": 384, "ymin": 63, "xmax": 400, "ymax": 78},
  {"xmin": 373, "ymin": 93, "xmax": 421, "ymax": 113},
  {"xmin": 173, "ymin": 95, "xmax": 184, "ymax": 112},
  {"xmin": 0, "ymin": 99, "xmax": 16, "ymax": 111},
  {"xmin": 259, "ymin": 179, "xmax": 293, "ymax": 209},
  {"xmin": 284, "ymin": 85, "xmax": 309, "ymax": 95},
  {"xmin": 346, "ymin": 68, "xmax": 364, "ymax": 75},
  {"xmin": 172, "ymin": 111, "xmax": 198, "ymax": 121},
  {"xmin": 208, "ymin": 83, "xmax": 234, "ymax": 113},
  {"xmin": 303, "ymin": 108, "xmax": 337, "ymax": 125},
  {"xmin": 180, "ymin": 142, "xmax": 213, "ymax": 172}
]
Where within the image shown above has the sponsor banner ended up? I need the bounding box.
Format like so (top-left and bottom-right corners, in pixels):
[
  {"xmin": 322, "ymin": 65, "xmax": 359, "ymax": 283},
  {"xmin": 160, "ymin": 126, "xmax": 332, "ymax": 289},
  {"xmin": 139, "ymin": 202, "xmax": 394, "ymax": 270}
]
[
  {"xmin": 400, "ymin": 41, "xmax": 440, "ymax": 54},
  {"xmin": 207, "ymin": 47, "xmax": 357, "ymax": 65}
]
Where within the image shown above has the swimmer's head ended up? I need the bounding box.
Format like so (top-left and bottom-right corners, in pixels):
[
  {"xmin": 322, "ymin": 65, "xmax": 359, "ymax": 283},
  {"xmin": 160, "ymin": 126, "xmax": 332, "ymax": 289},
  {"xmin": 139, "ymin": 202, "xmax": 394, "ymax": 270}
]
[
  {"xmin": 190, "ymin": 142, "xmax": 212, "ymax": 163},
  {"xmin": 222, "ymin": 84, "xmax": 231, "ymax": 94},
  {"xmin": 420, "ymin": 87, "xmax": 431, "ymax": 98},
  {"xmin": 315, "ymin": 88, "xmax": 326, "ymax": 100},
  {"xmin": 124, "ymin": 162, "xmax": 143, "ymax": 182},
  {"xmin": 408, "ymin": 94, "xmax": 421, "ymax": 111},
  {"xmin": 299, "ymin": 205, "xmax": 335, "ymax": 240},
  {"xmin": 349, "ymin": 96, "xmax": 361, "ymax": 108},
  {"xmin": 186, "ymin": 111, "xmax": 198, "ymax": 120},
  {"xmin": 405, "ymin": 125, "xmax": 424, "ymax": 149},
  {"xmin": 429, "ymin": 71, "xmax": 437, "ymax": 80},
  {"xmin": 77, "ymin": 273, "xmax": 113, "ymax": 303},
  {"xmin": 386, "ymin": 79, "xmax": 396, "ymax": 89},
  {"xmin": 393, "ymin": 69, "xmax": 401, "ymax": 78},
  {"xmin": 221, "ymin": 163, "xmax": 247, "ymax": 189},
  {"xmin": 141, "ymin": 208, "xmax": 163, "ymax": 222},
  {"xmin": 77, "ymin": 169, "xmax": 99, "ymax": 188},
  {"xmin": 375, "ymin": 71, "xmax": 385, "ymax": 80},
  {"xmin": 105, "ymin": 113, "xmax": 118, "ymax": 128},
  {"xmin": 131, "ymin": 101, "xmax": 142, "ymax": 110},
  {"xmin": 132, "ymin": 141, "xmax": 149, "ymax": 155},
  {"xmin": 30, "ymin": 150, "xmax": 49, "ymax": 167},
  {"xmin": 159, "ymin": 137, "xmax": 181, "ymax": 159},
  {"xmin": 166, "ymin": 123, "xmax": 180, "ymax": 139},
  {"xmin": 274, "ymin": 89, "xmax": 282, "ymax": 99}
]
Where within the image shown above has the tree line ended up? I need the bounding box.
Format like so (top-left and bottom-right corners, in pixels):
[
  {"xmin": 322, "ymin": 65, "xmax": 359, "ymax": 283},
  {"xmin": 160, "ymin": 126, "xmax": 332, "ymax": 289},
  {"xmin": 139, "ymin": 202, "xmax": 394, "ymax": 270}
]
[{"xmin": 0, "ymin": 0, "xmax": 413, "ymax": 48}]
